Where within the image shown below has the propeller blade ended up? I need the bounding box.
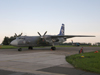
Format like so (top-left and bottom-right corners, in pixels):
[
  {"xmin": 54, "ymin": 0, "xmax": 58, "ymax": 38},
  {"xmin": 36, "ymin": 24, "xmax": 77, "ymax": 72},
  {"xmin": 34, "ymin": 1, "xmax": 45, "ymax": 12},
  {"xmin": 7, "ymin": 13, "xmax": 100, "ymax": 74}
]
[
  {"xmin": 20, "ymin": 33, "xmax": 23, "ymax": 36},
  {"xmin": 14, "ymin": 33, "xmax": 17, "ymax": 37},
  {"xmin": 43, "ymin": 31, "xmax": 47, "ymax": 36},
  {"xmin": 18, "ymin": 33, "xmax": 23, "ymax": 36},
  {"xmin": 37, "ymin": 32, "xmax": 41, "ymax": 36}
]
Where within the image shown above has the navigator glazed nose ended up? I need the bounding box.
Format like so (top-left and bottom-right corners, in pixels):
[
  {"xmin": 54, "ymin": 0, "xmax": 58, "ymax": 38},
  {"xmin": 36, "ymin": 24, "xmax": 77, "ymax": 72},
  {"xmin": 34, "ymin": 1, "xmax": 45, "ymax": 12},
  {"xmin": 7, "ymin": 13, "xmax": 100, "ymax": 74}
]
[{"xmin": 10, "ymin": 40, "xmax": 18, "ymax": 46}]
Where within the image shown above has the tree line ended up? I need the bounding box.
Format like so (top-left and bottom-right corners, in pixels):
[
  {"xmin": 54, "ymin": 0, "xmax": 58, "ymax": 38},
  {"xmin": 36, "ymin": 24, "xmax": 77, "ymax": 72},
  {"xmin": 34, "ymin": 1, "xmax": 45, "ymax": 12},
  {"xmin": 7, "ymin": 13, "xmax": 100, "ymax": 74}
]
[
  {"xmin": 2, "ymin": 36, "xmax": 15, "ymax": 45},
  {"xmin": 2, "ymin": 33, "xmax": 22, "ymax": 45}
]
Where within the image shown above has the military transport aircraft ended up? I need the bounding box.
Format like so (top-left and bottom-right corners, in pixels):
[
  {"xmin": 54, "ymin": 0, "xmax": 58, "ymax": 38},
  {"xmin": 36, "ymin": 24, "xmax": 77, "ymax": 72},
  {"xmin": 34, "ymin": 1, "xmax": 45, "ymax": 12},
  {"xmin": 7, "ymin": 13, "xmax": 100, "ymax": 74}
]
[{"xmin": 10, "ymin": 24, "xmax": 95, "ymax": 51}]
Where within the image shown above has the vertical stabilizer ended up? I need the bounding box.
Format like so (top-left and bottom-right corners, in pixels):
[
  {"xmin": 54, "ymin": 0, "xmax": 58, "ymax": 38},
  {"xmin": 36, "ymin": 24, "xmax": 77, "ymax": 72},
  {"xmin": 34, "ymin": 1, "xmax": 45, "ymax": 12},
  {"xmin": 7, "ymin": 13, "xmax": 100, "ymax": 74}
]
[{"xmin": 58, "ymin": 24, "xmax": 65, "ymax": 35}]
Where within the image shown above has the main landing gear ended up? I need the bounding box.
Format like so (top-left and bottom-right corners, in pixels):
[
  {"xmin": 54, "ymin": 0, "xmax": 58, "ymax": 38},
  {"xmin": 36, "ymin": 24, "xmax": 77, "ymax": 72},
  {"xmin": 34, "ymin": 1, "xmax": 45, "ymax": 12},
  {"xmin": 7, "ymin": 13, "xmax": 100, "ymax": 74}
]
[
  {"xmin": 28, "ymin": 46, "xmax": 33, "ymax": 50},
  {"xmin": 51, "ymin": 46, "xmax": 56, "ymax": 50},
  {"xmin": 18, "ymin": 46, "xmax": 33, "ymax": 51}
]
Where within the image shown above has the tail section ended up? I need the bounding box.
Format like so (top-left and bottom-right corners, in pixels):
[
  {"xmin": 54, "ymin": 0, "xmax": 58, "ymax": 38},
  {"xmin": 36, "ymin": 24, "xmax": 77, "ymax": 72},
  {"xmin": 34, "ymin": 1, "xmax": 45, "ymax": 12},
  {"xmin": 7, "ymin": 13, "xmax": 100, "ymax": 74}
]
[{"xmin": 58, "ymin": 24, "xmax": 65, "ymax": 35}]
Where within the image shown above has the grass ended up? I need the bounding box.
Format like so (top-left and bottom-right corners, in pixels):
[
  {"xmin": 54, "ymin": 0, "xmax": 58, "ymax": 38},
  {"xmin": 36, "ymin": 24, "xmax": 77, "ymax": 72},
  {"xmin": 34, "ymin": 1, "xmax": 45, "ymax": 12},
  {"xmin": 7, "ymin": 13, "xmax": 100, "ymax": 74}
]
[
  {"xmin": 0, "ymin": 45, "xmax": 100, "ymax": 49},
  {"xmin": 55, "ymin": 45, "xmax": 100, "ymax": 47},
  {"xmin": 0, "ymin": 45, "xmax": 18, "ymax": 49},
  {"xmin": 55, "ymin": 45, "xmax": 75, "ymax": 47},
  {"xmin": 66, "ymin": 51, "xmax": 100, "ymax": 74}
]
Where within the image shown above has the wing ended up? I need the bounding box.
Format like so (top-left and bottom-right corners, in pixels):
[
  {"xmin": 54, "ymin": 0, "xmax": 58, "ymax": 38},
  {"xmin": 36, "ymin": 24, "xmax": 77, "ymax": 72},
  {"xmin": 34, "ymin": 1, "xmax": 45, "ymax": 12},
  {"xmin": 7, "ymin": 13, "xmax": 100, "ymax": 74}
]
[{"xmin": 50, "ymin": 35, "xmax": 95, "ymax": 39}]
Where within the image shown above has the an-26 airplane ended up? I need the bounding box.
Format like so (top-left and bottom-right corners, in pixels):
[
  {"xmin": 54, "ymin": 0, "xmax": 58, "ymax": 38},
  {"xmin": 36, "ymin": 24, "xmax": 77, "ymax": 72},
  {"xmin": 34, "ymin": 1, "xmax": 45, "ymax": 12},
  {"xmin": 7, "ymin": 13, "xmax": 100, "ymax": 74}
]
[{"xmin": 10, "ymin": 24, "xmax": 95, "ymax": 51}]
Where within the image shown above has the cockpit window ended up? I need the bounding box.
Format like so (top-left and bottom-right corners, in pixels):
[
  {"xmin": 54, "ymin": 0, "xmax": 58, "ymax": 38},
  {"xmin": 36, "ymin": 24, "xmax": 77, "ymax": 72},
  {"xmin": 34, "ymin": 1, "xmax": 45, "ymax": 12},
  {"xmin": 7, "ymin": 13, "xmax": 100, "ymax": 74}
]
[
  {"xmin": 16, "ymin": 37, "xmax": 25, "ymax": 39},
  {"xmin": 19, "ymin": 38, "xmax": 25, "ymax": 39}
]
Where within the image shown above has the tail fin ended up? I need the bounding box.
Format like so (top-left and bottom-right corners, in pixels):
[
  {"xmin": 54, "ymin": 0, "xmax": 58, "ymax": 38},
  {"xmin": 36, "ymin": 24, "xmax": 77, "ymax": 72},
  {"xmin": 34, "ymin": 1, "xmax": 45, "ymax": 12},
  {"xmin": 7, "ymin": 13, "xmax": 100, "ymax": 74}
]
[{"xmin": 58, "ymin": 24, "xmax": 65, "ymax": 35}]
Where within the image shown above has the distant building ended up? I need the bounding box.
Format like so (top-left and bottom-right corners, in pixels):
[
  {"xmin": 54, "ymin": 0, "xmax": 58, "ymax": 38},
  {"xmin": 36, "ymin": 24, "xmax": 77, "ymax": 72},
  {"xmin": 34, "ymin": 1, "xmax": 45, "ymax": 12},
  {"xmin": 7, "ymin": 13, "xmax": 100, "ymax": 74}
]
[{"xmin": 95, "ymin": 42, "xmax": 100, "ymax": 46}]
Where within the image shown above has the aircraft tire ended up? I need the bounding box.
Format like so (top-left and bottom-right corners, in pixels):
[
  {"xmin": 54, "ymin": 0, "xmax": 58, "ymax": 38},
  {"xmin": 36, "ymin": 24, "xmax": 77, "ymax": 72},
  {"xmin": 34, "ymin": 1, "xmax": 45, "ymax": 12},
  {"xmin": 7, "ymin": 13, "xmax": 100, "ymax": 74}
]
[
  {"xmin": 28, "ymin": 46, "xmax": 33, "ymax": 50},
  {"xmin": 51, "ymin": 47, "xmax": 56, "ymax": 50},
  {"xmin": 18, "ymin": 48, "xmax": 22, "ymax": 51}
]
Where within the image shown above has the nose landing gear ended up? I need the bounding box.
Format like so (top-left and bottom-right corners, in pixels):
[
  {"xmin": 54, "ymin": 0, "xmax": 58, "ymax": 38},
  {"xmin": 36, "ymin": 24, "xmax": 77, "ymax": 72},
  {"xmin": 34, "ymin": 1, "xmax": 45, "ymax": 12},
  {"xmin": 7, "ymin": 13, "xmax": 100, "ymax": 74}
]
[{"xmin": 18, "ymin": 48, "xmax": 22, "ymax": 51}]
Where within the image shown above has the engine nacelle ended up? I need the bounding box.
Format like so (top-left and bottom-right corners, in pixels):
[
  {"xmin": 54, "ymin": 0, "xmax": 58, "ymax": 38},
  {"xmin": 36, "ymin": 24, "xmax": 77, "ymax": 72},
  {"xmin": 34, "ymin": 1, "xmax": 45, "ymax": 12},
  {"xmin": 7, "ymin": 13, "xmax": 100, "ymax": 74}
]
[{"xmin": 52, "ymin": 39, "xmax": 59, "ymax": 42}]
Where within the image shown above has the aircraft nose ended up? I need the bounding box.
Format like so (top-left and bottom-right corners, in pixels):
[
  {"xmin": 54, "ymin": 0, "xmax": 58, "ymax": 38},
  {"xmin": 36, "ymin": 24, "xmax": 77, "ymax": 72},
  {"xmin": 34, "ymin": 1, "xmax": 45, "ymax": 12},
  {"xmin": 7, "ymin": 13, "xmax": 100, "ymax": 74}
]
[{"xmin": 10, "ymin": 40, "xmax": 18, "ymax": 46}]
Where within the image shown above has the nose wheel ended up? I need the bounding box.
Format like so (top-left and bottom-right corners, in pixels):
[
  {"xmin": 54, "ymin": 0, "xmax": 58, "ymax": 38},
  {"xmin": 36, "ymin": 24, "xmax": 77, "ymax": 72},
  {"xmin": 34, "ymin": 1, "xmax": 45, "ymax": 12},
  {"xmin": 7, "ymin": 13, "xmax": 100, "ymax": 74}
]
[
  {"xmin": 18, "ymin": 48, "xmax": 22, "ymax": 51},
  {"xmin": 51, "ymin": 47, "xmax": 56, "ymax": 50}
]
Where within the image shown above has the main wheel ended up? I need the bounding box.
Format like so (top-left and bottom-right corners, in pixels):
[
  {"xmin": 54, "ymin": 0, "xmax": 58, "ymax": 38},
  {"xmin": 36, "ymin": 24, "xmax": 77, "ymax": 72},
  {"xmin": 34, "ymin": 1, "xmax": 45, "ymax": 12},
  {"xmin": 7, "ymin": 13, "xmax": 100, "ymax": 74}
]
[
  {"xmin": 18, "ymin": 48, "xmax": 22, "ymax": 51},
  {"xmin": 51, "ymin": 47, "xmax": 56, "ymax": 50},
  {"xmin": 28, "ymin": 46, "xmax": 33, "ymax": 50}
]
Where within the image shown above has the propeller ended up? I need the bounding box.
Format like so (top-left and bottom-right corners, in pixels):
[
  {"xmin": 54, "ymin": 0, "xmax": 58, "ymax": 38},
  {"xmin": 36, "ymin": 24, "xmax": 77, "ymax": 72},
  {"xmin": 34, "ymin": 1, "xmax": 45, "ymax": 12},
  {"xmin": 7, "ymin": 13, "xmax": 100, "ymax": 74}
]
[
  {"xmin": 14, "ymin": 33, "xmax": 23, "ymax": 37},
  {"xmin": 37, "ymin": 31, "xmax": 47, "ymax": 41}
]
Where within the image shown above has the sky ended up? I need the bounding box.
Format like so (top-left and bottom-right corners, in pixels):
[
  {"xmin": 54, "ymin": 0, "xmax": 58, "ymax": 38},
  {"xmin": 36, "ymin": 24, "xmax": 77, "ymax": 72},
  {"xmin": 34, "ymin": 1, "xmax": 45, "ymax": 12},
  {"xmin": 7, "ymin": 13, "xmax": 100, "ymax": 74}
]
[{"xmin": 0, "ymin": 0, "xmax": 100, "ymax": 44}]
